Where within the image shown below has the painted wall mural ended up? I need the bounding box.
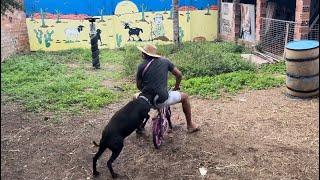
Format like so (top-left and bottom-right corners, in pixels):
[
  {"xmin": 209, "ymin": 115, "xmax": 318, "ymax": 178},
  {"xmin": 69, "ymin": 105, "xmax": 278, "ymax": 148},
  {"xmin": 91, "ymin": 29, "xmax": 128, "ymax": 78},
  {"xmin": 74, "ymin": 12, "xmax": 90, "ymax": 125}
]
[
  {"xmin": 220, "ymin": 2, "xmax": 233, "ymax": 37},
  {"xmin": 239, "ymin": 4, "xmax": 255, "ymax": 42},
  {"xmin": 24, "ymin": 0, "xmax": 218, "ymax": 51}
]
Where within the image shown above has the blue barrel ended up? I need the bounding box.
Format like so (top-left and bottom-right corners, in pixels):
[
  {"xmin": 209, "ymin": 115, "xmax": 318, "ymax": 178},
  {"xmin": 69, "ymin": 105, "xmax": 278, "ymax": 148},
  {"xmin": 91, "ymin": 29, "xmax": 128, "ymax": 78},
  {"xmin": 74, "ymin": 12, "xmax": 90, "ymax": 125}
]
[{"xmin": 285, "ymin": 40, "xmax": 319, "ymax": 98}]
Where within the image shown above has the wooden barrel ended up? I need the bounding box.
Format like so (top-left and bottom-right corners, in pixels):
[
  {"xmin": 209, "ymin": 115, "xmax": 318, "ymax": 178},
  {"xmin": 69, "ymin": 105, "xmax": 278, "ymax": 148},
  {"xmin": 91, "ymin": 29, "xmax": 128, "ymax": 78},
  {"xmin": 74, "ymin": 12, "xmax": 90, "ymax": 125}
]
[{"xmin": 285, "ymin": 40, "xmax": 319, "ymax": 98}]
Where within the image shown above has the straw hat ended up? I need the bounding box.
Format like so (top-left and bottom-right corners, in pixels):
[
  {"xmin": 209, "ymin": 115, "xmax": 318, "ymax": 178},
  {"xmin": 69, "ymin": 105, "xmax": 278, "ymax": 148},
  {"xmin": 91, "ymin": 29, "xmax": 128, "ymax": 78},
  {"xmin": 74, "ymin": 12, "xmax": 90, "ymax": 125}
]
[{"xmin": 137, "ymin": 44, "xmax": 161, "ymax": 58}]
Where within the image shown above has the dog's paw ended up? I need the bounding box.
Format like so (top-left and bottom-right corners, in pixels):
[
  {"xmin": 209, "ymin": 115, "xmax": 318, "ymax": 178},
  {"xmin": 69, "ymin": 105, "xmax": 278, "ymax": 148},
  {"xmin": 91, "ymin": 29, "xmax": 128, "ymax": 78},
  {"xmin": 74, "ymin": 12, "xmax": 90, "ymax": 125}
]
[
  {"xmin": 112, "ymin": 173, "xmax": 119, "ymax": 179},
  {"xmin": 93, "ymin": 171, "xmax": 100, "ymax": 177}
]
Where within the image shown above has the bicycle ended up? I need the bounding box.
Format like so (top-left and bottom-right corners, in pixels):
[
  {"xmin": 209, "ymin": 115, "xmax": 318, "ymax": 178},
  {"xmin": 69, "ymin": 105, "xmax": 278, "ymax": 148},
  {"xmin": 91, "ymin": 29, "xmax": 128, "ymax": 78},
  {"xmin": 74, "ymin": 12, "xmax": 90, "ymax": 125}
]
[
  {"xmin": 151, "ymin": 105, "xmax": 173, "ymax": 149},
  {"xmin": 136, "ymin": 95, "xmax": 174, "ymax": 149}
]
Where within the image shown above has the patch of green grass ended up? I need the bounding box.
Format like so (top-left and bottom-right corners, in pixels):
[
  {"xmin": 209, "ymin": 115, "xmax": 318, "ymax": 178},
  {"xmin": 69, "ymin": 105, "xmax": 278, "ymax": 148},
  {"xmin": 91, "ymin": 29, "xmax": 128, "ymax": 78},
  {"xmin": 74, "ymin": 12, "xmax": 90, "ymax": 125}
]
[
  {"xmin": 1, "ymin": 44, "xmax": 287, "ymax": 114},
  {"xmin": 36, "ymin": 48, "xmax": 125, "ymax": 65},
  {"xmin": 121, "ymin": 45, "xmax": 141, "ymax": 77},
  {"xmin": 100, "ymin": 48, "xmax": 125, "ymax": 64},
  {"xmin": 120, "ymin": 82, "xmax": 138, "ymax": 98},
  {"xmin": 180, "ymin": 71, "xmax": 285, "ymax": 99},
  {"xmin": 47, "ymin": 48, "xmax": 92, "ymax": 63},
  {"xmin": 259, "ymin": 61, "xmax": 286, "ymax": 74},
  {"xmin": 1, "ymin": 52, "xmax": 118, "ymax": 113},
  {"xmin": 168, "ymin": 62, "xmax": 286, "ymax": 99}
]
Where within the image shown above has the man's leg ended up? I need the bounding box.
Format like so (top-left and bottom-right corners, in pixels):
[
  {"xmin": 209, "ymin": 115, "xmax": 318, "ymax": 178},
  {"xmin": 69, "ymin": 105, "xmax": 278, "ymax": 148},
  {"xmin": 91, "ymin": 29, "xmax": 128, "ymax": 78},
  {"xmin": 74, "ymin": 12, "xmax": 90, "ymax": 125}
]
[
  {"xmin": 180, "ymin": 93, "xmax": 199, "ymax": 132},
  {"xmin": 168, "ymin": 91, "xmax": 199, "ymax": 133}
]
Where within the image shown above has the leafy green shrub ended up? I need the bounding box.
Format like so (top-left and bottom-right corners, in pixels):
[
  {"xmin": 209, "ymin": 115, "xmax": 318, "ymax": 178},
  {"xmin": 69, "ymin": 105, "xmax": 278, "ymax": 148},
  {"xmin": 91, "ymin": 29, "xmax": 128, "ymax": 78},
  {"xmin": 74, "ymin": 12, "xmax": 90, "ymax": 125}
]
[
  {"xmin": 259, "ymin": 61, "xmax": 285, "ymax": 74},
  {"xmin": 122, "ymin": 42, "xmax": 255, "ymax": 78},
  {"xmin": 121, "ymin": 45, "xmax": 141, "ymax": 77},
  {"xmin": 167, "ymin": 42, "xmax": 255, "ymax": 78}
]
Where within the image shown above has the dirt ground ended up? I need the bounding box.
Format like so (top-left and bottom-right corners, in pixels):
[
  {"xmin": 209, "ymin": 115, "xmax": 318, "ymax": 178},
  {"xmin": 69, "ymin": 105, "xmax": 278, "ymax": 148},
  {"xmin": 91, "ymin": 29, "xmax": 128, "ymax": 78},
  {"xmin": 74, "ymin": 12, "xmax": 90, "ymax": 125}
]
[{"xmin": 1, "ymin": 87, "xmax": 319, "ymax": 180}]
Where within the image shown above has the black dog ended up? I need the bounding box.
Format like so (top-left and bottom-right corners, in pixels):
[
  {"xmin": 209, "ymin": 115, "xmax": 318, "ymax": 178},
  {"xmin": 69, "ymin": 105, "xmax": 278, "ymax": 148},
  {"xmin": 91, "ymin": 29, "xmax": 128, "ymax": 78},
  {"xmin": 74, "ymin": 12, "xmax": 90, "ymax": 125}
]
[{"xmin": 92, "ymin": 93, "xmax": 152, "ymax": 178}]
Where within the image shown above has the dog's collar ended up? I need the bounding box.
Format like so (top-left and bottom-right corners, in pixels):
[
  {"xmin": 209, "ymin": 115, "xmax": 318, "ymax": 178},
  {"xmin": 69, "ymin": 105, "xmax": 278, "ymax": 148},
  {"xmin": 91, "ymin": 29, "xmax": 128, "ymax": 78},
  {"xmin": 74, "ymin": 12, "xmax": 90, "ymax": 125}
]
[{"xmin": 138, "ymin": 95, "xmax": 151, "ymax": 106}]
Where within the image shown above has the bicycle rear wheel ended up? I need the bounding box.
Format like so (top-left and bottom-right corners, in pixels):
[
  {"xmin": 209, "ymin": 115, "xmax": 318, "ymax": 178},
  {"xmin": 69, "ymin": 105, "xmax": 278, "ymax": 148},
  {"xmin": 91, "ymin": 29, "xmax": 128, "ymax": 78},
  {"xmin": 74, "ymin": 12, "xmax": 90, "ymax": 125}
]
[{"xmin": 152, "ymin": 117, "xmax": 163, "ymax": 149}]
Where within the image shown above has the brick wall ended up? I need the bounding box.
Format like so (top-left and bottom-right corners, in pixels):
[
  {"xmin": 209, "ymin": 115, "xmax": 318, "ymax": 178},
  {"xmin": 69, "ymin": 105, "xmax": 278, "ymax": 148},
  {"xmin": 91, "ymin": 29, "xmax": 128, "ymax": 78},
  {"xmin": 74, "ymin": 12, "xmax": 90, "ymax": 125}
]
[
  {"xmin": 219, "ymin": 0, "xmax": 255, "ymax": 44},
  {"xmin": 219, "ymin": 0, "xmax": 313, "ymax": 44},
  {"xmin": 294, "ymin": 0, "xmax": 311, "ymax": 40},
  {"xmin": 1, "ymin": 5, "xmax": 30, "ymax": 61},
  {"xmin": 219, "ymin": 1, "xmax": 237, "ymax": 42},
  {"xmin": 255, "ymin": 0, "xmax": 266, "ymax": 42},
  {"xmin": 233, "ymin": 0, "xmax": 241, "ymax": 41}
]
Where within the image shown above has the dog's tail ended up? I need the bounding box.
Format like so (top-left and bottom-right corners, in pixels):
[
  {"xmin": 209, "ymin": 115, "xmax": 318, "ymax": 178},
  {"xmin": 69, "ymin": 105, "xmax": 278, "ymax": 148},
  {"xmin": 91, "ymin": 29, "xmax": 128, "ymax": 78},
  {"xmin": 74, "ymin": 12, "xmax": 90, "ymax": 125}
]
[{"xmin": 93, "ymin": 141, "xmax": 99, "ymax": 147}]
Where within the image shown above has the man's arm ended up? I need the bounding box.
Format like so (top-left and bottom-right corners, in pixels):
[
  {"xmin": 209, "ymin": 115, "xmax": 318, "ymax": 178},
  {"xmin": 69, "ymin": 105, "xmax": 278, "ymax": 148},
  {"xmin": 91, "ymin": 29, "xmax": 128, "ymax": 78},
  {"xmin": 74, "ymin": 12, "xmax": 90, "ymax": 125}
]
[{"xmin": 171, "ymin": 67, "xmax": 182, "ymax": 91}]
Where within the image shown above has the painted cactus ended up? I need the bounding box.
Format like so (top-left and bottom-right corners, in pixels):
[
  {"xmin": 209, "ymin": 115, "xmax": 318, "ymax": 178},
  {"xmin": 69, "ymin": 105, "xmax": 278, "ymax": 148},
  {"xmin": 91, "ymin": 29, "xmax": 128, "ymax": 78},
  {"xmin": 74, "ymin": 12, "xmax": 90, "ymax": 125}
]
[
  {"xmin": 116, "ymin": 34, "xmax": 122, "ymax": 48},
  {"xmin": 34, "ymin": 29, "xmax": 43, "ymax": 44},
  {"xmin": 99, "ymin": 8, "xmax": 105, "ymax": 22},
  {"xmin": 186, "ymin": 8, "xmax": 191, "ymax": 22},
  {"xmin": 55, "ymin": 10, "xmax": 61, "ymax": 23},
  {"xmin": 205, "ymin": 4, "xmax": 211, "ymax": 15},
  {"xmin": 30, "ymin": 13, "xmax": 34, "ymax": 21},
  {"xmin": 163, "ymin": 8, "xmax": 168, "ymax": 14},
  {"xmin": 179, "ymin": 27, "xmax": 184, "ymax": 41},
  {"xmin": 44, "ymin": 30, "xmax": 54, "ymax": 47},
  {"xmin": 141, "ymin": 4, "xmax": 147, "ymax": 21},
  {"xmin": 40, "ymin": 8, "xmax": 47, "ymax": 27}
]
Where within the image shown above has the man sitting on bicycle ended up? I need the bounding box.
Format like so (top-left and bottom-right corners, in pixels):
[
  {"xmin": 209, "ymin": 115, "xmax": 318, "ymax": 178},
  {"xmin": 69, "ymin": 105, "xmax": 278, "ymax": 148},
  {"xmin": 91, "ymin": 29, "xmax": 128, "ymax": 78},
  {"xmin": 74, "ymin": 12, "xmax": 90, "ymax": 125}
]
[{"xmin": 135, "ymin": 44, "xmax": 199, "ymax": 133}]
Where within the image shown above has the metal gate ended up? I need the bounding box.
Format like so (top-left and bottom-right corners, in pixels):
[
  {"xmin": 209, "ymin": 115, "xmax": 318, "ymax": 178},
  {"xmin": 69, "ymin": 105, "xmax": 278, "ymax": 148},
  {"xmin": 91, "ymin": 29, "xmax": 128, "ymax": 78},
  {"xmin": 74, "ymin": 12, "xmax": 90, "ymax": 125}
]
[
  {"xmin": 259, "ymin": 17, "xmax": 319, "ymax": 59},
  {"xmin": 260, "ymin": 18, "xmax": 296, "ymax": 59}
]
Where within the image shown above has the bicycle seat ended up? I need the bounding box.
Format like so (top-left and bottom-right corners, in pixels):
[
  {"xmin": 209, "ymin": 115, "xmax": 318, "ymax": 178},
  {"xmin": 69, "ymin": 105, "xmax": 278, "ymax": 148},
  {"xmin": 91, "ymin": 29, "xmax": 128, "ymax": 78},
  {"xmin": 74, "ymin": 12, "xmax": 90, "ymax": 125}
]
[{"xmin": 152, "ymin": 95, "xmax": 167, "ymax": 110}]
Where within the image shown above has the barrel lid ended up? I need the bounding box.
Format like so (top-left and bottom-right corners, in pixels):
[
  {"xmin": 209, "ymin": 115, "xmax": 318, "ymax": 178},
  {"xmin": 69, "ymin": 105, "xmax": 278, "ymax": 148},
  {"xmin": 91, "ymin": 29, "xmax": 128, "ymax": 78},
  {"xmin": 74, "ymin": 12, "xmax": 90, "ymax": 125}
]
[{"xmin": 286, "ymin": 40, "xmax": 319, "ymax": 51}]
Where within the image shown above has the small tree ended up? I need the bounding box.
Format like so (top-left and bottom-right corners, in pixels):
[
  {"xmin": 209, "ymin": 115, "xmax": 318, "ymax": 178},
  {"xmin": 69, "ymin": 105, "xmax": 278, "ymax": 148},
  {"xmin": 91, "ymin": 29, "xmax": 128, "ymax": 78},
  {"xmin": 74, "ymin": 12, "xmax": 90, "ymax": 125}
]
[{"xmin": 1, "ymin": 0, "xmax": 22, "ymax": 15}]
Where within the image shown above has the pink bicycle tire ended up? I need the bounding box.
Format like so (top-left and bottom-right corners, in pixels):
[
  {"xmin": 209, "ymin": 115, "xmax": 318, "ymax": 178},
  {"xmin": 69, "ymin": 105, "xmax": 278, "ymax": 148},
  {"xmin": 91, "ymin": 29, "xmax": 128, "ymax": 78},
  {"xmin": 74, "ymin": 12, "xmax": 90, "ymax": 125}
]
[{"xmin": 152, "ymin": 118, "xmax": 163, "ymax": 149}]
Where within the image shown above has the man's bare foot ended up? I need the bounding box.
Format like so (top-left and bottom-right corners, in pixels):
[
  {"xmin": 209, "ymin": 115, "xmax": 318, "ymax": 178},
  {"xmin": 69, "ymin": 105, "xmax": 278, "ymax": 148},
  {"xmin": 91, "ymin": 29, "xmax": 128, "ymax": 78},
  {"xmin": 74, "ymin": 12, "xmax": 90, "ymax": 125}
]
[{"xmin": 187, "ymin": 124, "xmax": 200, "ymax": 133}]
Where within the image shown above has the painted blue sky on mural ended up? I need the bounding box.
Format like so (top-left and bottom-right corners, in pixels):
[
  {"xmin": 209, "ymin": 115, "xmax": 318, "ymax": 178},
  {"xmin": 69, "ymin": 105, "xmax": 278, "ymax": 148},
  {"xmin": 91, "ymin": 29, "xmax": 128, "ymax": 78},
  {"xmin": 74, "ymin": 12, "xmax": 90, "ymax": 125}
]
[{"xmin": 24, "ymin": 0, "xmax": 217, "ymax": 16}]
